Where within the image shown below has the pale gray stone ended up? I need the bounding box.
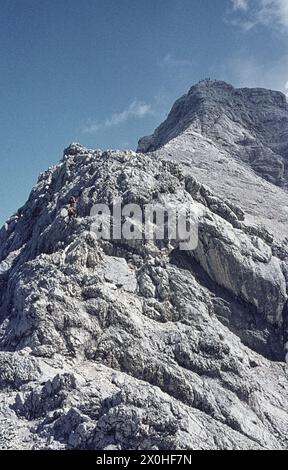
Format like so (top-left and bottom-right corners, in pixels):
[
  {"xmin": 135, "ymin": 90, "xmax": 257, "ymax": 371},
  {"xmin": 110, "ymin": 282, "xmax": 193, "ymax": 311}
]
[{"xmin": 0, "ymin": 81, "xmax": 288, "ymax": 450}]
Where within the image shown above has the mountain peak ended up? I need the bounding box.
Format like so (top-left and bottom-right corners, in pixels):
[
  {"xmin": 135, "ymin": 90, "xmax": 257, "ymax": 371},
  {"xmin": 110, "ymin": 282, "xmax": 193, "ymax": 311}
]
[
  {"xmin": 189, "ymin": 78, "xmax": 234, "ymax": 92},
  {"xmin": 187, "ymin": 79, "xmax": 286, "ymax": 105},
  {"xmin": 137, "ymin": 80, "xmax": 288, "ymax": 188},
  {"xmin": 63, "ymin": 143, "xmax": 89, "ymax": 157}
]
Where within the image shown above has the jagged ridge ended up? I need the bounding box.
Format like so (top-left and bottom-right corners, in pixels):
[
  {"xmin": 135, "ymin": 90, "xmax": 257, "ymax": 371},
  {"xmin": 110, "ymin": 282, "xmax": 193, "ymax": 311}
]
[{"xmin": 0, "ymin": 140, "xmax": 287, "ymax": 449}]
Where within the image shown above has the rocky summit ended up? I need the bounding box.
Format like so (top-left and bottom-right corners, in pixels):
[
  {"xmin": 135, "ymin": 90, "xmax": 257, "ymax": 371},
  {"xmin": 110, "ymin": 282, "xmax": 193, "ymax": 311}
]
[{"xmin": 0, "ymin": 81, "xmax": 288, "ymax": 450}]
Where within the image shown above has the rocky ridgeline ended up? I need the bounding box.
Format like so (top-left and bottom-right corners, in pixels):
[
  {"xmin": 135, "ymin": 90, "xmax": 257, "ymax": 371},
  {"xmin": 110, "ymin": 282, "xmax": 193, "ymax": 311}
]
[
  {"xmin": 138, "ymin": 80, "xmax": 288, "ymax": 187},
  {"xmin": 0, "ymin": 82, "xmax": 288, "ymax": 450}
]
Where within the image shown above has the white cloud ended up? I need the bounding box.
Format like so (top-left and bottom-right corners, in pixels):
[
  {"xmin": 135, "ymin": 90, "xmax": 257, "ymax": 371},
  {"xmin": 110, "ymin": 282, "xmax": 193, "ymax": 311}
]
[
  {"xmin": 229, "ymin": 0, "xmax": 288, "ymax": 31},
  {"xmin": 159, "ymin": 53, "xmax": 193, "ymax": 68},
  {"xmin": 231, "ymin": 0, "xmax": 249, "ymax": 10},
  {"xmin": 226, "ymin": 0, "xmax": 288, "ymax": 95},
  {"xmin": 221, "ymin": 53, "xmax": 288, "ymax": 95},
  {"xmin": 83, "ymin": 100, "xmax": 153, "ymax": 134}
]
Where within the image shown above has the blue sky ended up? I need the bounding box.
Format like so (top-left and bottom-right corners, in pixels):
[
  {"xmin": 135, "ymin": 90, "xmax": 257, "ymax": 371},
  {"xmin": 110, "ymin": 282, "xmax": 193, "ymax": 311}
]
[{"xmin": 0, "ymin": 0, "xmax": 288, "ymax": 225}]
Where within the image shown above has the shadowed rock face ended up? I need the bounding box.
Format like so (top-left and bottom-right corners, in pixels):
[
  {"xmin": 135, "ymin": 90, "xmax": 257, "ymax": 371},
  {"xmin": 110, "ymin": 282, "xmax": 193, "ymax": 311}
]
[{"xmin": 0, "ymin": 83, "xmax": 288, "ymax": 450}]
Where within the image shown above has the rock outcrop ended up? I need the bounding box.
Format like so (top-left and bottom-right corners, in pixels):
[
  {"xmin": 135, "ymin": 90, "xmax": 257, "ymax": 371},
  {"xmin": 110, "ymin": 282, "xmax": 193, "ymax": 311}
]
[{"xmin": 1, "ymin": 81, "xmax": 288, "ymax": 450}]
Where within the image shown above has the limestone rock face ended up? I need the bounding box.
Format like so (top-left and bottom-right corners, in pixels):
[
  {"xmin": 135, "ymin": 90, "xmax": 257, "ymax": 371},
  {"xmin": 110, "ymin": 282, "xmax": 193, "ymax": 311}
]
[
  {"xmin": 138, "ymin": 80, "xmax": 288, "ymax": 244},
  {"xmin": 1, "ymin": 83, "xmax": 288, "ymax": 450},
  {"xmin": 138, "ymin": 80, "xmax": 288, "ymax": 188}
]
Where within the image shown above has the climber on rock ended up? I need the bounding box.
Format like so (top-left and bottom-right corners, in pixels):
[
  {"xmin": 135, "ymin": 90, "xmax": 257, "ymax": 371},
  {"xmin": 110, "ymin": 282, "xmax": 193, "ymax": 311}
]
[
  {"xmin": 69, "ymin": 196, "xmax": 76, "ymax": 207},
  {"xmin": 67, "ymin": 206, "xmax": 77, "ymax": 222},
  {"xmin": 66, "ymin": 195, "xmax": 77, "ymax": 222}
]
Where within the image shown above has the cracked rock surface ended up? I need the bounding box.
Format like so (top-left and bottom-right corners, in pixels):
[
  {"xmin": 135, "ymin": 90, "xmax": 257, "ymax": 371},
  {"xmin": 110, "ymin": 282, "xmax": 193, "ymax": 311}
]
[
  {"xmin": 1, "ymin": 81, "xmax": 288, "ymax": 450},
  {"xmin": 138, "ymin": 80, "xmax": 288, "ymax": 244}
]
